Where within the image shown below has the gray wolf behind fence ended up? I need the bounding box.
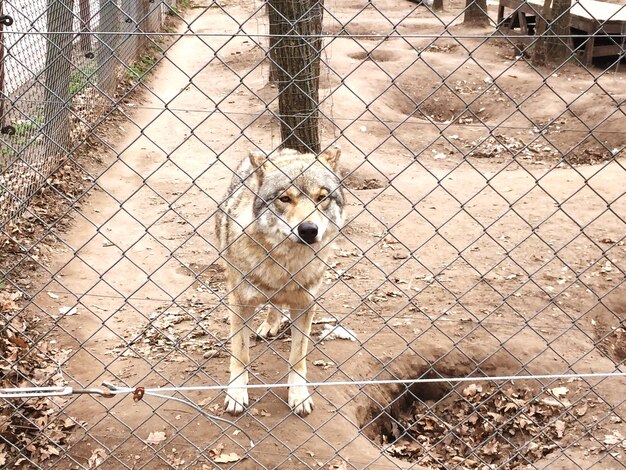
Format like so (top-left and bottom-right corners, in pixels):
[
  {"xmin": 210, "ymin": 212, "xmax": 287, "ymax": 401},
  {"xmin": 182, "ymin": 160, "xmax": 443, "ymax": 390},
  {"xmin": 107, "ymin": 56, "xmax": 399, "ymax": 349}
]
[{"xmin": 215, "ymin": 147, "xmax": 345, "ymax": 416}]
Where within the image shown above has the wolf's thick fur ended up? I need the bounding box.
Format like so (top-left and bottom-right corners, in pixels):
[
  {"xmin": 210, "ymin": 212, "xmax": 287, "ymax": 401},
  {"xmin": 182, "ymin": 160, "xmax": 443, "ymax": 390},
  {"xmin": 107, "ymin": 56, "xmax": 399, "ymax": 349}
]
[{"xmin": 215, "ymin": 147, "xmax": 345, "ymax": 416}]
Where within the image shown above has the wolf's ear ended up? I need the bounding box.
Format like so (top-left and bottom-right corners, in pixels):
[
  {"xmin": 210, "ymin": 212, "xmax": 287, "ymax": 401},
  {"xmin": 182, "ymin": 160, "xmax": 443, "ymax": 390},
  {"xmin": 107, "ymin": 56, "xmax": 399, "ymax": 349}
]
[
  {"xmin": 319, "ymin": 147, "xmax": 341, "ymax": 170},
  {"xmin": 248, "ymin": 150, "xmax": 268, "ymax": 174}
]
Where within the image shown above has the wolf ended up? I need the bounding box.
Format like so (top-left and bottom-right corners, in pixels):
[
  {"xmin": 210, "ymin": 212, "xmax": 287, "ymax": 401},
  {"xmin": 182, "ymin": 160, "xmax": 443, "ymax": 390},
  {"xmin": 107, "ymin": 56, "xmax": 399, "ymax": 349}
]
[{"xmin": 215, "ymin": 147, "xmax": 345, "ymax": 416}]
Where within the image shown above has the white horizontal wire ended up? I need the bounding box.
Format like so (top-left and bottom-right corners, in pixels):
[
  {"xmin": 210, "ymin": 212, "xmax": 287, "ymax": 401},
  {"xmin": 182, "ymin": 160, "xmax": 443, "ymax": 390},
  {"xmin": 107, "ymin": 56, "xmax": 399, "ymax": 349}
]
[
  {"xmin": 3, "ymin": 372, "xmax": 624, "ymax": 399},
  {"xmin": 105, "ymin": 371, "xmax": 626, "ymax": 395}
]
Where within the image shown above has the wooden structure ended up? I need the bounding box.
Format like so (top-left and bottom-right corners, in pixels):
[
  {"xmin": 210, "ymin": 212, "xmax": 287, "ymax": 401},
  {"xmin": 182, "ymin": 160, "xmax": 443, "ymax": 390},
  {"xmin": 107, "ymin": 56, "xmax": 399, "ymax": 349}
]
[{"xmin": 497, "ymin": 0, "xmax": 626, "ymax": 65}]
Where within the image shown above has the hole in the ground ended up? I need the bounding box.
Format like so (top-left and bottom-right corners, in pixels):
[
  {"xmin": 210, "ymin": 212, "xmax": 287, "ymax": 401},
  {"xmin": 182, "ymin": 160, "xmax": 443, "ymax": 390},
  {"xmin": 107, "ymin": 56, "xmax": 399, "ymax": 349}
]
[
  {"xmin": 359, "ymin": 361, "xmax": 586, "ymax": 468},
  {"xmin": 344, "ymin": 175, "xmax": 386, "ymax": 190},
  {"xmin": 342, "ymin": 167, "xmax": 388, "ymax": 190},
  {"xmin": 347, "ymin": 50, "xmax": 401, "ymax": 63},
  {"xmin": 590, "ymin": 294, "xmax": 626, "ymax": 364},
  {"xmin": 383, "ymin": 84, "xmax": 494, "ymax": 124}
]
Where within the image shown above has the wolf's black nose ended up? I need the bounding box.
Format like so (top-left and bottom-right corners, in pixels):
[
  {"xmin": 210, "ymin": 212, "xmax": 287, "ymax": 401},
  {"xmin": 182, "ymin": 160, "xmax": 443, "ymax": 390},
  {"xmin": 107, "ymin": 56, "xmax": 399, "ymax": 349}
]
[{"xmin": 297, "ymin": 222, "xmax": 318, "ymax": 244}]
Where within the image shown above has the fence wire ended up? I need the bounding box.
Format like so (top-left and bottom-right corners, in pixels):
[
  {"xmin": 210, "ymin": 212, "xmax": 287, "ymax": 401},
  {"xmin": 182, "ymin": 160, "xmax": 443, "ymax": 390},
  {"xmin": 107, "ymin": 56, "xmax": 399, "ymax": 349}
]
[{"xmin": 1, "ymin": 0, "xmax": 625, "ymax": 468}]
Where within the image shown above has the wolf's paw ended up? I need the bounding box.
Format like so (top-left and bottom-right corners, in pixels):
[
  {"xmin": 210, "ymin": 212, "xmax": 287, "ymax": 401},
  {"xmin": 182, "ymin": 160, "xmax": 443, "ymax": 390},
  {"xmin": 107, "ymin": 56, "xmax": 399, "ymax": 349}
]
[
  {"xmin": 224, "ymin": 386, "xmax": 249, "ymax": 415},
  {"xmin": 256, "ymin": 319, "xmax": 281, "ymax": 338},
  {"xmin": 288, "ymin": 384, "xmax": 314, "ymax": 416}
]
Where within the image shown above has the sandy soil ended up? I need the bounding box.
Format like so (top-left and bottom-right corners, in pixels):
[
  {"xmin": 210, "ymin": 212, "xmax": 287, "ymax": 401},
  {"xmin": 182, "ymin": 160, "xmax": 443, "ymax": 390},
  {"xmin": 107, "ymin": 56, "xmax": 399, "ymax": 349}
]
[{"xmin": 17, "ymin": 0, "xmax": 626, "ymax": 468}]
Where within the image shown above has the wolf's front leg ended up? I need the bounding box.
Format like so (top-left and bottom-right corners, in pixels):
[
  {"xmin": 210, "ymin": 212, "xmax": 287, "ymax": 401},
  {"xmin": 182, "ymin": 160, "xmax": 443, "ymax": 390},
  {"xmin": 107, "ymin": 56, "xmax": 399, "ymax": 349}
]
[
  {"xmin": 225, "ymin": 303, "xmax": 255, "ymax": 415},
  {"xmin": 287, "ymin": 299, "xmax": 316, "ymax": 416},
  {"xmin": 256, "ymin": 305, "xmax": 286, "ymax": 338}
]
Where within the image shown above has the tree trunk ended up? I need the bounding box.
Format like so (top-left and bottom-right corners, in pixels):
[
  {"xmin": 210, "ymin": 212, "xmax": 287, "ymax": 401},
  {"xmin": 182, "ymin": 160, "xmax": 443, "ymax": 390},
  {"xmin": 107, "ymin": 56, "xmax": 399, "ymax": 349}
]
[
  {"xmin": 43, "ymin": 0, "xmax": 75, "ymax": 155},
  {"xmin": 532, "ymin": 0, "xmax": 571, "ymax": 65},
  {"xmin": 97, "ymin": 0, "xmax": 120, "ymax": 99},
  {"xmin": 78, "ymin": 0, "xmax": 92, "ymax": 53},
  {"xmin": 546, "ymin": 0, "xmax": 571, "ymax": 61},
  {"xmin": 532, "ymin": 0, "xmax": 552, "ymax": 65},
  {"xmin": 265, "ymin": 2, "xmax": 279, "ymax": 82},
  {"xmin": 463, "ymin": 0, "xmax": 489, "ymax": 26},
  {"xmin": 267, "ymin": 0, "xmax": 324, "ymax": 153}
]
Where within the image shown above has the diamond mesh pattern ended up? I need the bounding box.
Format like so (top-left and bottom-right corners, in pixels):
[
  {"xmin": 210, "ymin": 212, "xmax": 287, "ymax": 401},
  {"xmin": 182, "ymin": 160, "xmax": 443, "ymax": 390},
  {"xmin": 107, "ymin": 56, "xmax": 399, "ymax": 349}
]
[{"xmin": 1, "ymin": 0, "xmax": 625, "ymax": 468}]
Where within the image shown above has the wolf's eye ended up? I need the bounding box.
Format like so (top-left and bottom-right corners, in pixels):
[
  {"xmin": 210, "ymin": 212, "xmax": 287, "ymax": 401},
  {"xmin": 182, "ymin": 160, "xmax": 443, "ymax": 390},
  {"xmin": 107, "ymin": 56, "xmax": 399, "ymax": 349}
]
[
  {"xmin": 316, "ymin": 194, "xmax": 326, "ymax": 203},
  {"xmin": 278, "ymin": 195, "xmax": 291, "ymax": 203}
]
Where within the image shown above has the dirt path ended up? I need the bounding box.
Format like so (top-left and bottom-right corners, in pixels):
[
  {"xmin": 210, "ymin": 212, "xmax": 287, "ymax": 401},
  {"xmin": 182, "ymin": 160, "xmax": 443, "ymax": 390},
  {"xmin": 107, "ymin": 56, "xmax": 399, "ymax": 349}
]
[{"xmin": 27, "ymin": 1, "xmax": 626, "ymax": 469}]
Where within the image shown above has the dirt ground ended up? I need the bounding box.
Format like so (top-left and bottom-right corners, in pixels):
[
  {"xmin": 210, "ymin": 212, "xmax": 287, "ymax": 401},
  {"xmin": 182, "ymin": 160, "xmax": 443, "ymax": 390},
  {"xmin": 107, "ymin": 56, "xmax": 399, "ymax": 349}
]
[{"xmin": 5, "ymin": 0, "xmax": 626, "ymax": 468}]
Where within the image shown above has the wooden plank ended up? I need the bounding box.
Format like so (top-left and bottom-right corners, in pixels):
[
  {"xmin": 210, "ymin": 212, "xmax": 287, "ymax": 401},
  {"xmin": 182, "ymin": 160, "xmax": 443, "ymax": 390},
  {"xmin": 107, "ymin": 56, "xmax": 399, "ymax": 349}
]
[
  {"xmin": 573, "ymin": 0, "xmax": 626, "ymax": 23},
  {"xmin": 497, "ymin": 0, "xmax": 626, "ymax": 64},
  {"xmin": 518, "ymin": 10, "xmax": 529, "ymax": 33},
  {"xmin": 583, "ymin": 32, "xmax": 596, "ymax": 65},
  {"xmin": 498, "ymin": 0, "xmax": 626, "ymax": 25}
]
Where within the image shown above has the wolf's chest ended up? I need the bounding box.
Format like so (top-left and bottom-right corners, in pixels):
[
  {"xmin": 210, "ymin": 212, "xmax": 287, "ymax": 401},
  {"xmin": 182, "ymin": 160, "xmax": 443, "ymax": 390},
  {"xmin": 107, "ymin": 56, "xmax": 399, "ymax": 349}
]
[{"xmin": 253, "ymin": 246, "xmax": 326, "ymax": 291}]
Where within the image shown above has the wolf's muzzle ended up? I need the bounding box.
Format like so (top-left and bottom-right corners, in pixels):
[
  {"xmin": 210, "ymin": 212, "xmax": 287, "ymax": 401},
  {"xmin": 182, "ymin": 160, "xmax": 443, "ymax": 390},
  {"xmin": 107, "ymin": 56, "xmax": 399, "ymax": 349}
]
[{"xmin": 297, "ymin": 222, "xmax": 318, "ymax": 244}]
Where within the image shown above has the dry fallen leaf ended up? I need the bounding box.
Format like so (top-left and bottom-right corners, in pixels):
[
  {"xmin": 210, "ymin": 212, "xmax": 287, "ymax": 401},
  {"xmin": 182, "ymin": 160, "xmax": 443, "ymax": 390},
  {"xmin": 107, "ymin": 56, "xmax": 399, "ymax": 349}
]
[
  {"xmin": 576, "ymin": 404, "xmax": 588, "ymax": 417},
  {"xmin": 213, "ymin": 452, "xmax": 241, "ymax": 463},
  {"xmin": 59, "ymin": 306, "xmax": 78, "ymax": 316},
  {"xmin": 145, "ymin": 431, "xmax": 167, "ymax": 446},
  {"xmin": 47, "ymin": 292, "xmax": 60, "ymax": 299},
  {"xmin": 541, "ymin": 397, "xmax": 571, "ymax": 408},
  {"xmin": 332, "ymin": 460, "xmax": 348, "ymax": 470},
  {"xmin": 0, "ymin": 294, "xmax": 18, "ymax": 312},
  {"xmin": 550, "ymin": 387, "xmax": 568, "ymax": 398},
  {"xmin": 208, "ymin": 442, "xmax": 224, "ymax": 458},
  {"xmin": 604, "ymin": 432, "xmax": 623, "ymax": 446},
  {"xmin": 554, "ymin": 420, "xmax": 565, "ymax": 438},
  {"xmin": 88, "ymin": 448, "xmax": 107, "ymax": 468},
  {"xmin": 482, "ymin": 440, "xmax": 499, "ymax": 456},
  {"xmin": 462, "ymin": 383, "xmax": 482, "ymax": 397},
  {"xmin": 9, "ymin": 334, "xmax": 28, "ymax": 349}
]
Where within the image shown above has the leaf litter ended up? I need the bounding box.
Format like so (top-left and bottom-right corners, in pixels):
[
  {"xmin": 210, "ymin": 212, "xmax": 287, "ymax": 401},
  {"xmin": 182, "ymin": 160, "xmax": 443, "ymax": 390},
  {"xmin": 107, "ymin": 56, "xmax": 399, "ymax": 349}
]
[
  {"xmin": 383, "ymin": 383, "xmax": 601, "ymax": 469},
  {"xmin": 0, "ymin": 291, "xmax": 78, "ymax": 466},
  {"xmin": 108, "ymin": 303, "xmax": 227, "ymax": 361}
]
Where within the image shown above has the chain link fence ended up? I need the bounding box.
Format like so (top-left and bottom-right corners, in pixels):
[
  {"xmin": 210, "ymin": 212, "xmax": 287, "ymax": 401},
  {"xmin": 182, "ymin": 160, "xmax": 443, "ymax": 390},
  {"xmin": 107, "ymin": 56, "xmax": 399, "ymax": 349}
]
[
  {"xmin": 1, "ymin": 0, "xmax": 625, "ymax": 468},
  {"xmin": 0, "ymin": 0, "xmax": 166, "ymax": 223}
]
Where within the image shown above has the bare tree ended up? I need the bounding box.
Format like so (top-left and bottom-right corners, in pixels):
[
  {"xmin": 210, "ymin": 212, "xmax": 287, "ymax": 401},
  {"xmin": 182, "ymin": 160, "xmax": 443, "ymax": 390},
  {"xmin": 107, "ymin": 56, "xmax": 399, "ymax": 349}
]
[
  {"xmin": 267, "ymin": 0, "xmax": 324, "ymax": 153},
  {"xmin": 463, "ymin": 0, "xmax": 490, "ymax": 26}
]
